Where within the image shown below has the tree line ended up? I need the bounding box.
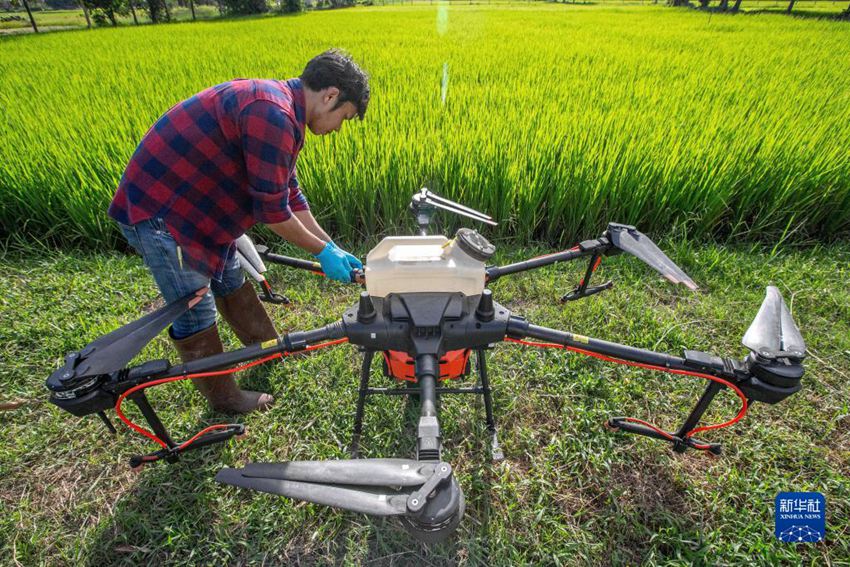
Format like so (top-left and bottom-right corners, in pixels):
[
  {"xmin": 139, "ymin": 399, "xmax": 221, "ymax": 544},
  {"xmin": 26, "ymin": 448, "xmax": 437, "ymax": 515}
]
[
  {"xmin": 6, "ymin": 0, "xmax": 849, "ymax": 33},
  {"xmin": 8, "ymin": 0, "xmax": 357, "ymax": 31}
]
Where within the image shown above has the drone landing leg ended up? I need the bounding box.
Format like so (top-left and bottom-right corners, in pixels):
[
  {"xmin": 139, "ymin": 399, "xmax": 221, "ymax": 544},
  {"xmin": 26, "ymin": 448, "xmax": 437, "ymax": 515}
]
[
  {"xmin": 130, "ymin": 391, "xmax": 177, "ymax": 450},
  {"xmin": 608, "ymin": 380, "xmax": 725, "ymax": 455},
  {"xmin": 672, "ymin": 381, "xmax": 725, "ymax": 453},
  {"xmin": 476, "ymin": 349, "xmax": 503, "ymax": 461},
  {"xmin": 350, "ymin": 350, "xmax": 375, "ymax": 458},
  {"xmin": 127, "ymin": 391, "xmax": 180, "ymax": 466}
]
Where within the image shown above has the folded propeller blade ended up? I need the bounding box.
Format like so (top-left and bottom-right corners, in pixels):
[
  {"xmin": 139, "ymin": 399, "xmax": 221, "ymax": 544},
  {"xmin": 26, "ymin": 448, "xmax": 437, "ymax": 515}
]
[
  {"xmin": 425, "ymin": 198, "xmax": 499, "ymax": 226},
  {"xmin": 216, "ymin": 467, "xmax": 411, "ymax": 516},
  {"xmin": 742, "ymin": 286, "xmax": 806, "ymax": 360},
  {"xmin": 235, "ymin": 251, "xmax": 264, "ymax": 283},
  {"xmin": 240, "ymin": 458, "xmax": 436, "ymax": 487},
  {"xmin": 74, "ymin": 288, "xmax": 208, "ymax": 376},
  {"xmin": 235, "ymin": 234, "xmax": 268, "ymax": 274},
  {"xmin": 606, "ymin": 223, "xmax": 698, "ymax": 290},
  {"xmin": 423, "ymin": 190, "xmax": 494, "ymax": 220}
]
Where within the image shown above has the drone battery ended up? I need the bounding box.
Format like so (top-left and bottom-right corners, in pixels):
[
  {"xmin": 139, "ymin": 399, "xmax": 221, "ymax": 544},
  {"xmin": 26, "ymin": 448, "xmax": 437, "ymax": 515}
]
[{"xmin": 383, "ymin": 349, "xmax": 471, "ymax": 382}]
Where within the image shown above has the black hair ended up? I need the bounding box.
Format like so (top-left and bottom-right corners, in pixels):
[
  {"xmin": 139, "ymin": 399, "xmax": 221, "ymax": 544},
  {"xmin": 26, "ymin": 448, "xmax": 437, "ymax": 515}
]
[{"xmin": 300, "ymin": 49, "xmax": 370, "ymax": 120}]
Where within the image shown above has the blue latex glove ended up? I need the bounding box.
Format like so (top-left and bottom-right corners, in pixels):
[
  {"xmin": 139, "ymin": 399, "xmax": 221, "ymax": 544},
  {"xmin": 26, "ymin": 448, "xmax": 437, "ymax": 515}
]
[
  {"xmin": 329, "ymin": 241, "xmax": 363, "ymax": 270},
  {"xmin": 314, "ymin": 242, "xmax": 354, "ymax": 283}
]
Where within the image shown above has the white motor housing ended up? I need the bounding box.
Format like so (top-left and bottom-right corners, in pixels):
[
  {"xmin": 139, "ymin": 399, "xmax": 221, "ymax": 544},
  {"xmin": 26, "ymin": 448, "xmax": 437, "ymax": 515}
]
[{"xmin": 365, "ymin": 235, "xmax": 487, "ymax": 298}]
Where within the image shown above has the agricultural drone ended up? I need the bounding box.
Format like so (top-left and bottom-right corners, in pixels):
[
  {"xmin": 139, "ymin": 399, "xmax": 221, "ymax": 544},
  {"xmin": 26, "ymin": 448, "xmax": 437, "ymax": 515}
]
[{"xmin": 47, "ymin": 189, "xmax": 806, "ymax": 542}]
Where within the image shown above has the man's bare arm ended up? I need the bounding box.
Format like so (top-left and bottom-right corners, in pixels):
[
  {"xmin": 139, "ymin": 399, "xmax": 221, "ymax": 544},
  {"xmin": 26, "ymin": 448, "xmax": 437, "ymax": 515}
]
[
  {"xmin": 267, "ymin": 216, "xmax": 327, "ymax": 255},
  {"xmin": 293, "ymin": 209, "xmax": 333, "ymax": 243}
]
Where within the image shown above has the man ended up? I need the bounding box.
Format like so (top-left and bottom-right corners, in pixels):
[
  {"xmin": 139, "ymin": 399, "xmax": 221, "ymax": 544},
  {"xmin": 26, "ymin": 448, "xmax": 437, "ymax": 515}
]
[{"xmin": 108, "ymin": 49, "xmax": 369, "ymax": 414}]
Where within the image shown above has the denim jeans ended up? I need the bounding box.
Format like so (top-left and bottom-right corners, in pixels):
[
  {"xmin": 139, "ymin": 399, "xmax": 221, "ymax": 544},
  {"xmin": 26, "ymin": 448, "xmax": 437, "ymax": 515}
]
[{"xmin": 118, "ymin": 218, "xmax": 245, "ymax": 340}]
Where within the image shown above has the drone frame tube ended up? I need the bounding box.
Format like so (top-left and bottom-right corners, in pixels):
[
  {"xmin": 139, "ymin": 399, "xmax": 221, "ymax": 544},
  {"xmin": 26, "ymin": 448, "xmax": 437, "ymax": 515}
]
[
  {"xmin": 486, "ymin": 247, "xmax": 589, "ymax": 282},
  {"xmin": 95, "ymin": 322, "xmax": 346, "ymax": 466},
  {"xmin": 512, "ymin": 320, "xmax": 687, "ymax": 370},
  {"xmin": 507, "ymin": 317, "xmax": 732, "ymax": 453},
  {"xmin": 485, "ymin": 233, "xmax": 616, "ymax": 283},
  {"xmin": 255, "ymin": 247, "xmax": 324, "ymax": 274},
  {"xmin": 144, "ymin": 322, "xmax": 346, "ymax": 382},
  {"xmin": 415, "ymin": 354, "xmax": 442, "ymax": 461}
]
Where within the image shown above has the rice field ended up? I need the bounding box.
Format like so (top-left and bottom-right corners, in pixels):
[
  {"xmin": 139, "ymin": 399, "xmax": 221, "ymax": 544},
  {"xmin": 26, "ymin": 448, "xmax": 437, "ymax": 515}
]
[{"xmin": 1, "ymin": 4, "xmax": 849, "ymax": 248}]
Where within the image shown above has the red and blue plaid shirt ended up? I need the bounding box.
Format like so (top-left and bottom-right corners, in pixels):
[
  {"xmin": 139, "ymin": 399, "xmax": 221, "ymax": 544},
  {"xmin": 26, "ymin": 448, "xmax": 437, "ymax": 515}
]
[{"xmin": 108, "ymin": 78, "xmax": 310, "ymax": 280}]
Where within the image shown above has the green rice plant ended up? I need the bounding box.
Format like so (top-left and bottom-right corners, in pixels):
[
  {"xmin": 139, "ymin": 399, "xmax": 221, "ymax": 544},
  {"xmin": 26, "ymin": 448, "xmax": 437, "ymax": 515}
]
[{"xmin": 0, "ymin": 4, "xmax": 848, "ymax": 249}]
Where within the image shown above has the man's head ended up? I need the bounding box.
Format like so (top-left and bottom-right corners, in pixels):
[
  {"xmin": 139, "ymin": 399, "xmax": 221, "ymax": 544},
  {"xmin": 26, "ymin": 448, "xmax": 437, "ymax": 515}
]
[{"xmin": 301, "ymin": 49, "xmax": 370, "ymax": 136}]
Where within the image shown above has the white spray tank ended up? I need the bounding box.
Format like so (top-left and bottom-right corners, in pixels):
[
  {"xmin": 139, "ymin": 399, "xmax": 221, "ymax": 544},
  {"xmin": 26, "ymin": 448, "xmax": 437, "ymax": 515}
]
[{"xmin": 364, "ymin": 228, "xmax": 495, "ymax": 298}]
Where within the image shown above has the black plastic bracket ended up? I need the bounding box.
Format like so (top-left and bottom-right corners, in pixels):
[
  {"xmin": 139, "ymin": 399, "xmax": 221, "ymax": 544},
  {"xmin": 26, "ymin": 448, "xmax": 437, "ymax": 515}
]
[
  {"xmin": 606, "ymin": 418, "xmax": 722, "ymax": 455},
  {"xmin": 259, "ymin": 284, "xmax": 291, "ymax": 306},
  {"xmin": 406, "ymin": 462, "xmax": 452, "ymax": 513},
  {"xmin": 128, "ymin": 424, "xmax": 246, "ymax": 468},
  {"xmin": 561, "ymin": 282, "xmax": 613, "ymax": 302}
]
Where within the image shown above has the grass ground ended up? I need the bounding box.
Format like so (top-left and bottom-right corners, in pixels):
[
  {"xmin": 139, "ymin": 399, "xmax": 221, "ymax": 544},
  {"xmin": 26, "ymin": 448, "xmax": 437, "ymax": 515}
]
[{"xmin": 1, "ymin": 236, "xmax": 848, "ymax": 565}]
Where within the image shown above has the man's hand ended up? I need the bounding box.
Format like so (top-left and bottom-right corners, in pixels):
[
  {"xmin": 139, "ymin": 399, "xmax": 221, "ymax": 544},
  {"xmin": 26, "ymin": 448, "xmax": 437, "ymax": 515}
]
[
  {"xmin": 314, "ymin": 242, "xmax": 355, "ymax": 283},
  {"xmin": 329, "ymin": 241, "xmax": 363, "ymax": 270},
  {"xmin": 267, "ymin": 215, "xmax": 362, "ymax": 281}
]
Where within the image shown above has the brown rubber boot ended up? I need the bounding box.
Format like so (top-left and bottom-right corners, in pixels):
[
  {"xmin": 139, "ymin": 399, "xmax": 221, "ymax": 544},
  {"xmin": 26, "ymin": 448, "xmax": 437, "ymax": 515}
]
[
  {"xmin": 170, "ymin": 323, "xmax": 273, "ymax": 414},
  {"xmin": 215, "ymin": 280, "xmax": 279, "ymax": 346}
]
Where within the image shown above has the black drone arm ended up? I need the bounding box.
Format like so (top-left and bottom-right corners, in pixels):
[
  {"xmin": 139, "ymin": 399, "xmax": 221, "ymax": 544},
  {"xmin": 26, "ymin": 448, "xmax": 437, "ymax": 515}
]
[
  {"xmin": 486, "ymin": 240, "xmax": 603, "ymax": 282},
  {"xmin": 486, "ymin": 224, "xmax": 699, "ymax": 303},
  {"xmin": 505, "ymin": 317, "xmax": 733, "ymax": 453},
  {"xmin": 508, "ymin": 318, "xmax": 687, "ymax": 368},
  {"xmin": 117, "ymin": 322, "xmax": 347, "ymax": 467},
  {"xmin": 255, "ymin": 245, "xmax": 324, "ymax": 274},
  {"xmin": 506, "ymin": 285, "xmax": 806, "ymax": 454},
  {"xmin": 46, "ymin": 290, "xmax": 348, "ymax": 467},
  {"xmin": 131, "ymin": 322, "xmax": 345, "ymax": 384}
]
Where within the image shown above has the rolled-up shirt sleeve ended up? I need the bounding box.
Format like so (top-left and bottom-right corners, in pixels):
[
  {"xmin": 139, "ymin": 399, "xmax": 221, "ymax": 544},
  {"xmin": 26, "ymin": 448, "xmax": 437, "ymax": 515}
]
[
  {"xmin": 239, "ymin": 99, "xmax": 300, "ymax": 224},
  {"xmin": 287, "ymin": 164, "xmax": 310, "ymax": 212}
]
